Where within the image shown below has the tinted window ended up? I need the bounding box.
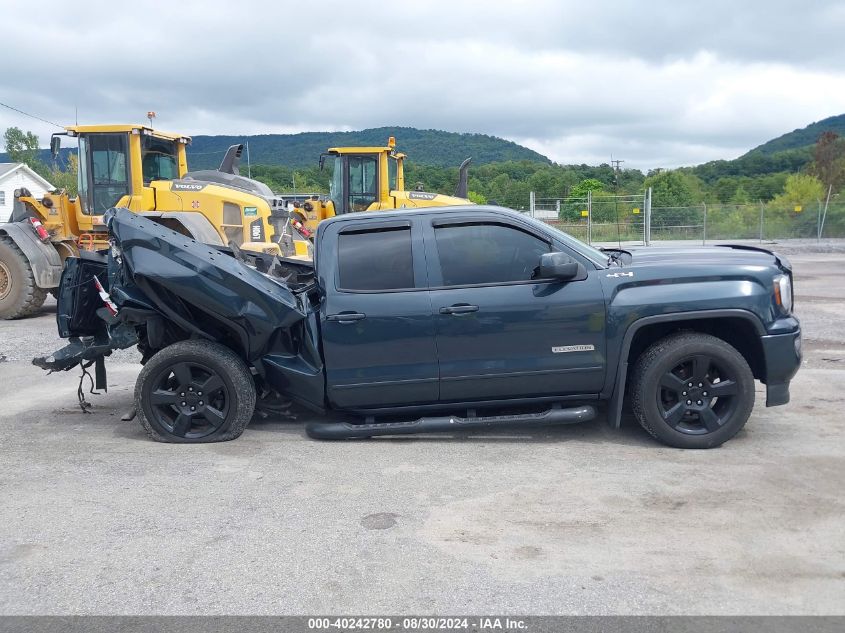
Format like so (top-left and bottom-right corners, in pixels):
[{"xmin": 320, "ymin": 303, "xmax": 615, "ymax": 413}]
[
  {"xmin": 338, "ymin": 227, "xmax": 414, "ymax": 290},
  {"xmin": 435, "ymin": 223, "xmax": 550, "ymax": 286}
]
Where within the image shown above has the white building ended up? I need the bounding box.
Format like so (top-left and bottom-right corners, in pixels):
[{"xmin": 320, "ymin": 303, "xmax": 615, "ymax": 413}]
[{"xmin": 0, "ymin": 163, "xmax": 55, "ymax": 222}]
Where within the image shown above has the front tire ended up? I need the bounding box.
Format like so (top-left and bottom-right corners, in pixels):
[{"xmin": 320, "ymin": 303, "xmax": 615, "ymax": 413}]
[
  {"xmin": 0, "ymin": 236, "xmax": 48, "ymax": 319},
  {"xmin": 630, "ymin": 332, "xmax": 755, "ymax": 449},
  {"xmin": 135, "ymin": 340, "xmax": 256, "ymax": 443}
]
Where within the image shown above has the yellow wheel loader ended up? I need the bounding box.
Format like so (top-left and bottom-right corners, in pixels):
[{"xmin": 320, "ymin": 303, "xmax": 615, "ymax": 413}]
[
  {"xmin": 0, "ymin": 124, "xmax": 304, "ymax": 319},
  {"xmin": 288, "ymin": 136, "xmax": 473, "ymax": 233}
]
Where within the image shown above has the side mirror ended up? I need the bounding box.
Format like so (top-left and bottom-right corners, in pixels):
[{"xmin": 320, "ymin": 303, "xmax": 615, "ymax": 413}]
[
  {"xmin": 50, "ymin": 135, "xmax": 61, "ymax": 159},
  {"xmin": 539, "ymin": 252, "xmax": 580, "ymax": 280}
]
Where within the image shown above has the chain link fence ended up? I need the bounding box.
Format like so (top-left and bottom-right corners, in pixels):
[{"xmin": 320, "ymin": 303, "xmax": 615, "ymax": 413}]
[
  {"xmin": 526, "ymin": 189, "xmax": 845, "ymax": 245},
  {"xmin": 530, "ymin": 192, "xmax": 648, "ymax": 244}
]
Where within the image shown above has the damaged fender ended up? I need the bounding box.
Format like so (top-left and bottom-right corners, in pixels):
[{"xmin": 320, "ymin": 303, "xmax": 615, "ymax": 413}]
[{"xmin": 35, "ymin": 208, "xmax": 325, "ymax": 409}]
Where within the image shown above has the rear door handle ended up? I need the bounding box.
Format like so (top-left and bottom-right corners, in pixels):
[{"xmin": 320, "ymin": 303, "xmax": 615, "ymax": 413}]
[
  {"xmin": 326, "ymin": 312, "xmax": 366, "ymax": 324},
  {"xmin": 439, "ymin": 304, "xmax": 479, "ymax": 315}
]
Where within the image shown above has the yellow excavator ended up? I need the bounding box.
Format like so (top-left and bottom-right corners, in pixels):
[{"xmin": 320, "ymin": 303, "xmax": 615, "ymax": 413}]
[
  {"xmin": 288, "ymin": 136, "xmax": 472, "ymax": 233},
  {"xmin": 0, "ymin": 123, "xmax": 300, "ymax": 319}
]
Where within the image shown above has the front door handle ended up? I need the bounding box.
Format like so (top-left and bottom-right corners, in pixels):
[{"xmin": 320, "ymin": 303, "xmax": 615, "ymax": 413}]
[
  {"xmin": 439, "ymin": 304, "xmax": 479, "ymax": 315},
  {"xmin": 326, "ymin": 312, "xmax": 366, "ymax": 324}
]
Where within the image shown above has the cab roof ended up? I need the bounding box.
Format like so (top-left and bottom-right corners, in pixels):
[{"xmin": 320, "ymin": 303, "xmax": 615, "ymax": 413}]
[
  {"xmin": 323, "ymin": 205, "xmax": 517, "ymax": 225},
  {"xmin": 64, "ymin": 124, "xmax": 190, "ymax": 143},
  {"xmin": 327, "ymin": 145, "xmax": 391, "ymax": 154}
]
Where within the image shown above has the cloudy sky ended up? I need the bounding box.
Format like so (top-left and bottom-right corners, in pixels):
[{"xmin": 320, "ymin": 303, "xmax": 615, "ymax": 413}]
[{"xmin": 2, "ymin": 0, "xmax": 844, "ymax": 169}]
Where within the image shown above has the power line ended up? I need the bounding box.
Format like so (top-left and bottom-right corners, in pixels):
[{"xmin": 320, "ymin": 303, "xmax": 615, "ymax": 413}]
[{"xmin": 0, "ymin": 101, "xmax": 63, "ymax": 128}]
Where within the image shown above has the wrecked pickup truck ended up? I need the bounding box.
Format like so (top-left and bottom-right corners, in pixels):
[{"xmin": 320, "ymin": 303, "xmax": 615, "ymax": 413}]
[{"xmin": 35, "ymin": 205, "xmax": 801, "ymax": 448}]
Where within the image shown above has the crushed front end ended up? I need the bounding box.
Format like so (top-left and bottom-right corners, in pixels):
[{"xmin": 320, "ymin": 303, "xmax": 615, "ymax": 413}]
[{"xmin": 34, "ymin": 208, "xmax": 322, "ymax": 408}]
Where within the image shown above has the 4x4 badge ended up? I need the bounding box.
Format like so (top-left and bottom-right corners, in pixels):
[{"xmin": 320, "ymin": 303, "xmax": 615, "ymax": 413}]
[{"xmin": 606, "ymin": 271, "xmax": 634, "ymax": 278}]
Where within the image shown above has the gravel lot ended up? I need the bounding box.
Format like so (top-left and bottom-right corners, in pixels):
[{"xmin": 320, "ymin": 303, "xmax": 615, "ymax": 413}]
[{"xmin": 0, "ymin": 246, "xmax": 843, "ymax": 615}]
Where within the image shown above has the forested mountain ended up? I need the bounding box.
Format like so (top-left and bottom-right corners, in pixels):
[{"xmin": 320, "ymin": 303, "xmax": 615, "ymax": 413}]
[
  {"xmin": 185, "ymin": 127, "xmax": 550, "ymax": 170},
  {"xmin": 0, "ymin": 127, "xmax": 549, "ymax": 170},
  {"xmin": 3, "ymin": 114, "xmax": 843, "ymax": 209},
  {"xmin": 0, "ymin": 147, "xmax": 75, "ymax": 170},
  {"xmin": 744, "ymin": 113, "xmax": 845, "ymax": 156},
  {"xmin": 681, "ymin": 114, "xmax": 845, "ymax": 202}
]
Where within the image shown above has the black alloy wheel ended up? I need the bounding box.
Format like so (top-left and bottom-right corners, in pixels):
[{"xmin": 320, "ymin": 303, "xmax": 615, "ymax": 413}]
[
  {"xmin": 631, "ymin": 332, "xmax": 755, "ymax": 448},
  {"xmin": 147, "ymin": 360, "xmax": 230, "ymax": 440},
  {"xmin": 657, "ymin": 354, "xmax": 740, "ymax": 435},
  {"xmin": 135, "ymin": 340, "xmax": 256, "ymax": 443}
]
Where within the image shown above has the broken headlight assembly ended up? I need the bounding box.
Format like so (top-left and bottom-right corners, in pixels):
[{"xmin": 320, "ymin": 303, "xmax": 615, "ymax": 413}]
[{"xmin": 109, "ymin": 238, "xmax": 122, "ymax": 264}]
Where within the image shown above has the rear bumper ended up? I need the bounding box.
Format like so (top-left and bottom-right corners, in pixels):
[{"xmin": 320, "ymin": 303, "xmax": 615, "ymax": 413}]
[{"xmin": 761, "ymin": 326, "xmax": 802, "ymax": 407}]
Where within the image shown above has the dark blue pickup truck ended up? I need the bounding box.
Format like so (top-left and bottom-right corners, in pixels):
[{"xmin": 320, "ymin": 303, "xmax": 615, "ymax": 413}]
[{"xmin": 36, "ymin": 205, "xmax": 801, "ymax": 448}]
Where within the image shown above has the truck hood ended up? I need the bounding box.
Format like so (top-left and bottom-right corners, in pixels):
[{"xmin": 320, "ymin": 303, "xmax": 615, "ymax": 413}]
[
  {"xmin": 106, "ymin": 209, "xmax": 317, "ymax": 361},
  {"xmin": 623, "ymin": 244, "xmax": 791, "ymax": 272}
]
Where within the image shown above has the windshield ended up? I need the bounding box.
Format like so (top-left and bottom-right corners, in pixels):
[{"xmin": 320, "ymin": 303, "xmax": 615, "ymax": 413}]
[{"xmin": 518, "ymin": 214, "xmax": 607, "ymax": 267}]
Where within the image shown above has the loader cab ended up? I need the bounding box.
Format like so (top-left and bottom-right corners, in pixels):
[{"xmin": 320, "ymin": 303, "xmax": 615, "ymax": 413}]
[
  {"xmin": 63, "ymin": 125, "xmax": 190, "ymax": 216},
  {"xmin": 320, "ymin": 137, "xmax": 405, "ymax": 216}
]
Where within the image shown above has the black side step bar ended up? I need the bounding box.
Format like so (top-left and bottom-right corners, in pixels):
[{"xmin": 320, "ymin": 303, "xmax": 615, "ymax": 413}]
[{"xmin": 306, "ymin": 405, "xmax": 596, "ymax": 440}]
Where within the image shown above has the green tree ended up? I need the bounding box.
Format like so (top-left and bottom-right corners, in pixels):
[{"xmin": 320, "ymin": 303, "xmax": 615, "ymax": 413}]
[
  {"xmin": 644, "ymin": 170, "xmax": 698, "ymax": 207},
  {"xmin": 810, "ymin": 131, "xmax": 845, "ymax": 193},
  {"xmin": 644, "ymin": 170, "xmax": 704, "ymax": 230},
  {"xmin": 467, "ymin": 191, "xmax": 487, "ymax": 204},
  {"xmin": 713, "ymin": 177, "xmax": 741, "ymax": 203},
  {"xmin": 49, "ymin": 153, "xmax": 78, "ymax": 195},
  {"xmin": 2, "ymin": 127, "xmax": 51, "ymax": 179},
  {"xmin": 766, "ymin": 173, "xmax": 825, "ymax": 237},
  {"xmin": 771, "ymin": 173, "xmax": 825, "ymax": 207},
  {"xmin": 730, "ymin": 184, "xmax": 751, "ymax": 205},
  {"xmin": 570, "ymin": 178, "xmax": 604, "ymax": 198}
]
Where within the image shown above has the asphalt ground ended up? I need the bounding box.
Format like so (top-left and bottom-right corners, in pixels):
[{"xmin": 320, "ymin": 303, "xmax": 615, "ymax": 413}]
[{"xmin": 0, "ymin": 246, "xmax": 843, "ymax": 615}]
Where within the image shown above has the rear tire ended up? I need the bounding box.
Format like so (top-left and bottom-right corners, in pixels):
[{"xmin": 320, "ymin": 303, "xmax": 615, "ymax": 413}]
[
  {"xmin": 0, "ymin": 235, "xmax": 48, "ymax": 319},
  {"xmin": 630, "ymin": 332, "xmax": 755, "ymax": 449},
  {"xmin": 135, "ymin": 340, "xmax": 256, "ymax": 443}
]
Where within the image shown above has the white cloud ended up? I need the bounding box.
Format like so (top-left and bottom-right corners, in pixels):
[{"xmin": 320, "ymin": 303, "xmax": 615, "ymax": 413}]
[{"xmin": 2, "ymin": 0, "xmax": 843, "ymax": 169}]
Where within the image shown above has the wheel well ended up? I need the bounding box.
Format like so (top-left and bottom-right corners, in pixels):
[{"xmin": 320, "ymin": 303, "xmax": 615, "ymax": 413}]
[
  {"xmin": 626, "ymin": 317, "xmax": 765, "ymax": 380},
  {"xmin": 148, "ymin": 217, "xmax": 193, "ymax": 238}
]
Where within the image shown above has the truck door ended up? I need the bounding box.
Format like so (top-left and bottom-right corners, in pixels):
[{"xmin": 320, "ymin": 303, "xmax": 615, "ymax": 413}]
[
  {"xmin": 424, "ymin": 218, "xmax": 606, "ymax": 402},
  {"xmin": 319, "ymin": 219, "xmax": 438, "ymax": 409}
]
